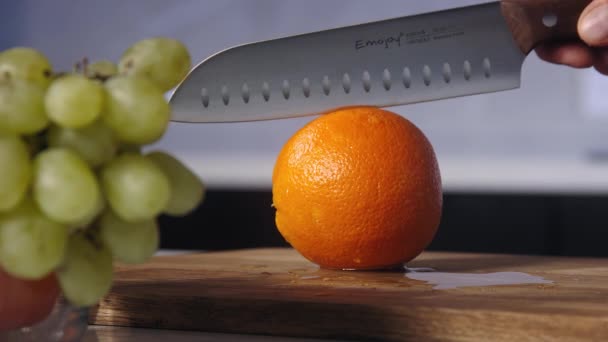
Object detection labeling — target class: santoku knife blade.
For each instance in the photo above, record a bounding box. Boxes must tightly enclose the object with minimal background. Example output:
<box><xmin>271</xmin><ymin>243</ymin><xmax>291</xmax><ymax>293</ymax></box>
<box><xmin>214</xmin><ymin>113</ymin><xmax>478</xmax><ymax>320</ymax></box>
<box><xmin>169</xmin><ymin>0</ymin><xmax>591</xmax><ymax>123</ymax></box>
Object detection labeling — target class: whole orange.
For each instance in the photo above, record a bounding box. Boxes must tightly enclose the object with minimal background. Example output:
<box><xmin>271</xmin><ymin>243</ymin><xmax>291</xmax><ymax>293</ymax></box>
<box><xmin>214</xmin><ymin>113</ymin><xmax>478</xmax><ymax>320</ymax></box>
<box><xmin>272</xmin><ymin>106</ymin><xmax>442</xmax><ymax>270</ymax></box>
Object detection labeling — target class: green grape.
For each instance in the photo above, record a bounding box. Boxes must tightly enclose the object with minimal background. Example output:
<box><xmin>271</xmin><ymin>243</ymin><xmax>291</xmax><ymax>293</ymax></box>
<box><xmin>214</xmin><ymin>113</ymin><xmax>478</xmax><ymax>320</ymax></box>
<box><xmin>103</xmin><ymin>76</ymin><xmax>170</xmax><ymax>144</ymax></box>
<box><xmin>33</xmin><ymin>148</ymin><xmax>102</xmax><ymax>225</ymax></box>
<box><xmin>56</xmin><ymin>232</ymin><xmax>113</xmax><ymax>307</ymax></box>
<box><xmin>99</xmin><ymin>210</ymin><xmax>159</xmax><ymax>264</ymax></box>
<box><xmin>44</xmin><ymin>74</ymin><xmax>104</xmax><ymax>128</ymax></box>
<box><xmin>100</xmin><ymin>153</ymin><xmax>170</xmax><ymax>222</ymax></box>
<box><xmin>0</xmin><ymin>198</ymin><xmax>68</xmax><ymax>279</ymax></box>
<box><xmin>47</xmin><ymin>120</ymin><xmax>117</xmax><ymax>167</ymax></box>
<box><xmin>68</xmin><ymin>191</ymin><xmax>104</xmax><ymax>233</ymax></box>
<box><xmin>0</xmin><ymin>133</ymin><xmax>31</xmax><ymax>211</ymax></box>
<box><xmin>0</xmin><ymin>47</ymin><xmax>53</xmax><ymax>88</ymax></box>
<box><xmin>147</xmin><ymin>151</ymin><xmax>205</xmax><ymax>216</ymax></box>
<box><xmin>118</xmin><ymin>37</ymin><xmax>191</xmax><ymax>91</ymax></box>
<box><xmin>87</xmin><ymin>60</ymin><xmax>118</xmax><ymax>79</ymax></box>
<box><xmin>0</xmin><ymin>79</ymin><xmax>49</xmax><ymax>134</ymax></box>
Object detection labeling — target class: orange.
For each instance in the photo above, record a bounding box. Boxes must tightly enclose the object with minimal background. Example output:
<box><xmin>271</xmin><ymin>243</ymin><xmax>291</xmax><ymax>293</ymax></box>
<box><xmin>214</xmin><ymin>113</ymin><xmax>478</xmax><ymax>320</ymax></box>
<box><xmin>272</xmin><ymin>106</ymin><xmax>442</xmax><ymax>270</ymax></box>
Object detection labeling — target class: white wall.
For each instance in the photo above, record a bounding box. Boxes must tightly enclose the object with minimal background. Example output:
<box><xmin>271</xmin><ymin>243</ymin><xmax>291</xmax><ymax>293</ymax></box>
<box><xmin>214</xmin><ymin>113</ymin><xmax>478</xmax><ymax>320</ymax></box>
<box><xmin>3</xmin><ymin>0</ymin><xmax>608</xmax><ymax>192</ymax></box>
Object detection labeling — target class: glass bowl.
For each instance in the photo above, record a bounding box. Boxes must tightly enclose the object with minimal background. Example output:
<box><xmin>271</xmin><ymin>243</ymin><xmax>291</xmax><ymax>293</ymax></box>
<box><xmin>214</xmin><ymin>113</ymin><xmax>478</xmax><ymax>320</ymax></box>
<box><xmin>0</xmin><ymin>297</ymin><xmax>89</xmax><ymax>342</ymax></box>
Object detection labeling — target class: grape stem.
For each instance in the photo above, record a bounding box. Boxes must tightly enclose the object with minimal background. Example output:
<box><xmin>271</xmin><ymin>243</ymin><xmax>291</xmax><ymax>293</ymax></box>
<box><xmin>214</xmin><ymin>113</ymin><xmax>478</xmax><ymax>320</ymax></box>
<box><xmin>73</xmin><ymin>58</ymin><xmax>88</xmax><ymax>75</ymax></box>
<box><xmin>67</xmin><ymin>57</ymin><xmax>111</xmax><ymax>82</ymax></box>
<box><xmin>84</xmin><ymin>222</ymin><xmax>105</xmax><ymax>251</ymax></box>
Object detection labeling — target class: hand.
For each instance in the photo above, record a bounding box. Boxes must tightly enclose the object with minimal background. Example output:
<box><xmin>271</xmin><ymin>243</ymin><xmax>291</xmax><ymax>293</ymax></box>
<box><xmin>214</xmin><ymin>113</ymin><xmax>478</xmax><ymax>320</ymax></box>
<box><xmin>536</xmin><ymin>0</ymin><xmax>608</xmax><ymax>75</ymax></box>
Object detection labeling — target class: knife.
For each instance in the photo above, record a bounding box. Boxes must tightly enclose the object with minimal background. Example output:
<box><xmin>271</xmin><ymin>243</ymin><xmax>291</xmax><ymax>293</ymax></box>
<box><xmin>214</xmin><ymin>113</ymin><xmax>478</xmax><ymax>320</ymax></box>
<box><xmin>169</xmin><ymin>0</ymin><xmax>591</xmax><ymax>123</ymax></box>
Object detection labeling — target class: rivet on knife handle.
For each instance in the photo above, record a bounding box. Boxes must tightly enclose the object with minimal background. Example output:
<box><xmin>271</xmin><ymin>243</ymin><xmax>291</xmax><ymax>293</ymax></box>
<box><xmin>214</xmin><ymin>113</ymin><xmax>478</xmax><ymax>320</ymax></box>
<box><xmin>501</xmin><ymin>0</ymin><xmax>593</xmax><ymax>54</ymax></box>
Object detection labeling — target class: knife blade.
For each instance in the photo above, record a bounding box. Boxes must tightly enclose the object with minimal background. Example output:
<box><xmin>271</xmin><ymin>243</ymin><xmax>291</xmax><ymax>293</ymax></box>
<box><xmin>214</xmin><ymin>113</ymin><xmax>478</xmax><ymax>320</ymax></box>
<box><xmin>169</xmin><ymin>0</ymin><xmax>590</xmax><ymax>123</ymax></box>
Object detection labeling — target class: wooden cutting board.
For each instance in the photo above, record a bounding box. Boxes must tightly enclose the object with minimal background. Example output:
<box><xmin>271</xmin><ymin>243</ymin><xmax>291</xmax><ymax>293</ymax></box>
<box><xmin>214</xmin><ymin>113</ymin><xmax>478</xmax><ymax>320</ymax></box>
<box><xmin>90</xmin><ymin>248</ymin><xmax>608</xmax><ymax>341</ymax></box>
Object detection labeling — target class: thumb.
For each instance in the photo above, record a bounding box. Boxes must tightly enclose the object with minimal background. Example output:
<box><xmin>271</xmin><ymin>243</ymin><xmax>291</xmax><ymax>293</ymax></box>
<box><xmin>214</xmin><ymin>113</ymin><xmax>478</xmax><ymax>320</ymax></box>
<box><xmin>579</xmin><ymin>0</ymin><xmax>608</xmax><ymax>46</ymax></box>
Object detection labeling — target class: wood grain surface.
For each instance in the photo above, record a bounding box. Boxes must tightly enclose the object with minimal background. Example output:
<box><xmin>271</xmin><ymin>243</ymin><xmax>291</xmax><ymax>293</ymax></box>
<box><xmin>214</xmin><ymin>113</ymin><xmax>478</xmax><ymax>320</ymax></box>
<box><xmin>90</xmin><ymin>248</ymin><xmax>608</xmax><ymax>341</ymax></box>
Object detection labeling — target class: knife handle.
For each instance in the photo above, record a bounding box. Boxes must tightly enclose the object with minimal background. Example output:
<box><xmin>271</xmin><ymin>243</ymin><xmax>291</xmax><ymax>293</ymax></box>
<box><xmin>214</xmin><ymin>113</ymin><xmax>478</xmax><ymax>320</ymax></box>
<box><xmin>501</xmin><ymin>0</ymin><xmax>593</xmax><ymax>54</ymax></box>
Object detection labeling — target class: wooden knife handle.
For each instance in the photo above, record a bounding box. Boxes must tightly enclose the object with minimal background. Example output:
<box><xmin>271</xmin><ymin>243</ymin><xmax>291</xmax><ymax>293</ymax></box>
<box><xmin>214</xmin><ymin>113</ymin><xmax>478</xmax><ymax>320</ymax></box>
<box><xmin>501</xmin><ymin>0</ymin><xmax>593</xmax><ymax>54</ymax></box>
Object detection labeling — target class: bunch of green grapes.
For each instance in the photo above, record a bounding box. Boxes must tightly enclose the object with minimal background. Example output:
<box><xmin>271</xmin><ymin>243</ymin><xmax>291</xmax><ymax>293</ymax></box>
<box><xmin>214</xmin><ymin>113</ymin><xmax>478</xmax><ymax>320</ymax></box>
<box><xmin>0</xmin><ymin>38</ymin><xmax>204</xmax><ymax>307</ymax></box>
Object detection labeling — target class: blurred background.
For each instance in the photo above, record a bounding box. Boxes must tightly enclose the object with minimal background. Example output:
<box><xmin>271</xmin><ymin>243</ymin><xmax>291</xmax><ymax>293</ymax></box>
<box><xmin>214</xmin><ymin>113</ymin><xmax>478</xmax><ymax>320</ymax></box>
<box><xmin>3</xmin><ymin>0</ymin><xmax>608</xmax><ymax>256</ymax></box>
